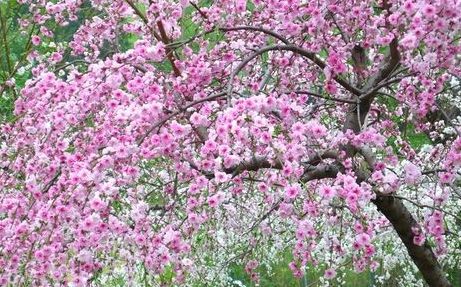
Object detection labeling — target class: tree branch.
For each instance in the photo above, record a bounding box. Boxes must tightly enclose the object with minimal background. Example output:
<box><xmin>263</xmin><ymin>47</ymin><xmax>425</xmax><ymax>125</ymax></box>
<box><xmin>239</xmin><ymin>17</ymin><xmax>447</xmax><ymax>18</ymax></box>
<box><xmin>218</xmin><ymin>26</ymin><xmax>290</xmax><ymax>44</ymax></box>
<box><xmin>124</xmin><ymin>0</ymin><xmax>162</xmax><ymax>40</ymax></box>
<box><xmin>294</xmin><ymin>90</ymin><xmax>356</xmax><ymax>104</ymax></box>
<box><xmin>372</xmin><ymin>196</ymin><xmax>451</xmax><ymax>287</ymax></box>
<box><xmin>156</xmin><ymin>20</ymin><xmax>181</xmax><ymax>77</ymax></box>
<box><xmin>137</xmin><ymin>92</ymin><xmax>227</xmax><ymax>144</ymax></box>
<box><xmin>225</xmin><ymin>156</ymin><xmax>282</xmax><ymax>177</ymax></box>
<box><xmin>357</xmin><ymin>146</ymin><xmax>452</xmax><ymax>287</ymax></box>
<box><xmin>226</xmin><ymin>44</ymin><xmax>362</xmax><ymax>103</ymax></box>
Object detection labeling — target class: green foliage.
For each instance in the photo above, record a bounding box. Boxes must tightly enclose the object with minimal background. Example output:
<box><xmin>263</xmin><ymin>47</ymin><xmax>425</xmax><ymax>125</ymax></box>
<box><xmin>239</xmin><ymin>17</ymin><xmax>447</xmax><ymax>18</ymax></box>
<box><xmin>119</xmin><ymin>33</ymin><xmax>138</xmax><ymax>52</ymax></box>
<box><xmin>0</xmin><ymin>2</ymin><xmax>32</xmax><ymax>122</ymax></box>
<box><xmin>0</xmin><ymin>91</ymin><xmax>15</xmax><ymax>122</ymax></box>
<box><xmin>102</xmin><ymin>277</ymin><xmax>126</xmax><ymax>287</ymax></box>
<box><xmin>0</xmin><ymin>1</ymin><xmax>93</xmax><ymax>122</ymax></box>
<box><xmin>407</xmin><ymin>130</ymin><xmax>431</xmax><ymax>149</ymax></box>
<box><xmin>246</xmin><ymin>0</ymin><xmax>256</xmax><ymax>12</ymax></box>
<box><xmin>159</xmin><ymin>265</ymin><xmax>175</xmax><ymax>285</ymax></box>
<box><xmin>378</xmin><ymin>92</ymin><xmax>431</xmax><ymax>151</ymax></box>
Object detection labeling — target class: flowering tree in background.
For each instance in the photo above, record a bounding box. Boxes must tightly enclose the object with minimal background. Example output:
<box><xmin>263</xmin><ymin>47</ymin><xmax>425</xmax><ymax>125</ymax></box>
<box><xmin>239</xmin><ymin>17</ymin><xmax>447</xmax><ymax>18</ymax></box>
<box><xmin>1</xmin><ymin>0</ymin><xmax>461</xmax><ymax>286</ymax></box>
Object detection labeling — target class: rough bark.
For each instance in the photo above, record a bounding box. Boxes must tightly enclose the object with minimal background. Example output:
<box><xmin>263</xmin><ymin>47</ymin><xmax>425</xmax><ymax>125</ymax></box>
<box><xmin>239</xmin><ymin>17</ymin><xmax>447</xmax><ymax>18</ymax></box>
<box><xmin>195</xmin><ymin>33</ymin><xmax>452</xmax><ymax>286</ymax></box>
<box><xmin>341</xmin><ymin>37</ymin><xmax>452</xmax><ymax>286</ymax></box>
<box><xmin>373</xmin><ymin>196</ymin><xmax>452</xmax><ymax>287</ymax></box>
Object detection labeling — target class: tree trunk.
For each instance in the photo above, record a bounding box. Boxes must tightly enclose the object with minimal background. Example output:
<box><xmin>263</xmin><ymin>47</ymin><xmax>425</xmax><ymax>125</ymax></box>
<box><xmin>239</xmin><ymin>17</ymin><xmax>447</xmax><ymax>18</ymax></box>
<box><xmin>338</xmin><ymin>38</ymin><xmax>452</xmax><ymax>286</ymax></box>
<box><xmin>373</xmin><ymin>195</ymin><xmax>452</xmax><ymax>287</ymax></box>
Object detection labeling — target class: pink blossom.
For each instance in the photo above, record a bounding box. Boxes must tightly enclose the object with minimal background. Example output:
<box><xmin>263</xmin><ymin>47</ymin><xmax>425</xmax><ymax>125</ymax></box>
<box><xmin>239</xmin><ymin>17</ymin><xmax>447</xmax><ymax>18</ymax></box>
<box><xmin>327</xmin><ymin>52</ymin><xmax>347</xmax><ymax>74</ymax></box>
<box><xmin>324</xmin><ymin>268</ymin><xmax>337</xmax><ymax>279</ymax></box>
<box><xmin>279</xmin><ymin>202</ymin><xmax>293</xmax><ymax>218</ymax></box>
<box><xmin>31</xmin><ymin>35</ymin><xmax>41</xmax><ymax>46</ymax></box>
<box><xmin>1</xmin><ymin>0</ymin><xmax>461</xmax><ymax>284</ymax></box>
<box><xmin>50</xmin><ymin>52</ymin><xmax>63</xmax><ymax>63</ymax></box>
<box><xmin>214</xmin><ymin>171</ymin><xmax>231</xmax><ymax>183</ymax></box>
<box><xmin>413</xmin><ymin>234</ymin><xmax>426</xmax><ymax>246</ymax></box>
<box><xmin>439</xmin><ymin>172</ymin><xmax>454</xmax><ymax>184</ymax></box>
<box><xmin>319</xmin><ymin>185</ymin><xmax>336</xmax><ymax>200</ymax></box>
<box><xmin>355</xmin><ymin>233</ymin><xmax>371</xmax><ymax>247</ymax></box>
<box><xmin>422</xmin><ymin>4</ymin><xmax>437</xmax><ymax>18</ymax></box>
<box><xmin>404</xmin><ymin>162</ymin><xmax>422</xmax><ymax>185</ymax></box>
<box><xmin>382</xmin><ymin>172</ymin><xmax>399</xmax><ymax>193</ymax></box>
<box><xmin>284</xmin><ymin>184</ymin><xmax>301</xmax><ymax>200</ymax></box>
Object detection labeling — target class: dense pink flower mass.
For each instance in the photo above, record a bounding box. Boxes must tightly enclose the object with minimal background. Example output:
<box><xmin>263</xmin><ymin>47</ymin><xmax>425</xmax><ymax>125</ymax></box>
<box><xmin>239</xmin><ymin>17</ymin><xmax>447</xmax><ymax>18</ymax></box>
<box><xmin>1</xmin><ymin>0</ymin><xmax>461</xmax><ymax>286</ymax></box>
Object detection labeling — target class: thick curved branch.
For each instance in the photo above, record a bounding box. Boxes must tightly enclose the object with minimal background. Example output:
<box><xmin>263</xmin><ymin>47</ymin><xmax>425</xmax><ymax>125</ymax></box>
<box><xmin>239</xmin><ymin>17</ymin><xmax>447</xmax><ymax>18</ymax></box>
<box><xmin>226</xmin><ymin>44</ymin><xmax>362</xmax><ymax>101</ymax></box>
<box><xmin>225</xmin><ymin>151</ymin><xmax>339</xmax><ymax>178</ymax></box>
<box><xmin>224</xmin><ymin>156</ymin><xmax>282</xmax><ymax>177</ymax></box>
<box><xmin>339</xmin><ymin>34</ymin><xmax>451</xmax><ymax>285</ymax></box>
<box><xmin>190</xmin><ymin>151</ymin><xmax>339</xmax><ymax>181</ymax></box>
<box><xmin>372</xmin><ymin>196</ymin><xmax>451</xmax><ymax>287</ymax></box>
<box><xmin>218</xmin><ymin>26</ymin><xmax>290</xmax><ymax>44</ymax></box>
<box><xmin>343</xmin><ymin>38</ymin><xmax>401</xmax><ymax>133</ymax></box>
<box><xmin>168</xmin><ymin>25</ymin><xmax>290</xmax><ymax>49</ymax></box>
<box><xmin>357</xmin><ymin>147</ymin><xmax>451</xmax><ymax>287</ymax></box>
<box><xmin>361</xmin><ymin>38</ymin><xmax>401</xmax><ymax>97</ymax></box>
<box><xmin>301</xmin><ymin>163</ymin><xmax>341</xmax><ymax>182</ymax></box>
<box><xmin>303</xmin><ymin>150</ymin><xmax>339</xmax><ymax>165</ymax></box>
<box><xmin>295</xmin><ymin>90</ymin><xmax>356</xmax><ymax>104</ymax></box>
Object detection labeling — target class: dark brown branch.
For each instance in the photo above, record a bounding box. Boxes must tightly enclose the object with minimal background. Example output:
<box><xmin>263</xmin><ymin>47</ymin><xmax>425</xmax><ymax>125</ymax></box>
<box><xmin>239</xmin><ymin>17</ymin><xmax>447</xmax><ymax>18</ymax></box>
<box><xmin>218</xmin><ymin>26</ymin><xmax>290</xmax><ymax>44</ymax></box>
<box><xmin>372</xmin><ymin>196</ymin><xmax>452</xmax><ymax>287</ymax></box>
<box><xmin>436</xmin><ymin>101</ymin><xmax>461</xmax><ymax>137</ymax></box>
<box><xmin>294</xmin><ymin>91</ymin><xmax>356</xmax><ymax>104</ymax></box>
<box><xmin>360</xmin><ymin>72</ymin><xmax>416</xmax><ymax>101</ymax></box>
<box><xmin>304</xmin><ymin>150</ymin><xmax>339</xmax><ymax>165</ymax></box>
<box><xmin>357</xmin><ymin>147</ymin><xmax>452</xmax><ymax>287</ymax></box>
<box><xmin>301</xmin><ymin>163</ymin><xmax>341</xmax><ymax>182</ymax></box>
<box><xmin>168</xmin><ymin>25</ymin><xmax>291</xmax><ymax>49</ymax></box>
<box><xmin>156</xmin><ymin>20</ymin><xmax>181</xmax><ymax>77</ymax></box>
<box><xmin>343</xmin><ymin>38</ymin><xmax>401</xmax><ymax>134</ymax></box>
<box><xmin>362</xmin><ymin>38</ymin><xmax>401</xmax><ymax>95</ymax></box>
<box><xmin>224</xmin><ymin>156</ymin><xmax>282</xmax><ymax>177</ymax></box>
<box><xmin>391</xmin><ymin>195</ymin><xmax>461</xmax><ymax>222</ymax></box>
<box><xmin>124</xmin><ymin>0</ymin><xmax>162</xmax><ymax>40</ymax></box>
<box><xmin>339</xmin><ymin>33</ymin><xmax>452</xmax><ymax>285</ymax></box>
<box><xmin>226</xmin><ymin>44</ymin><xmax>362</xmax><ymax>101</ymax></box>
<box><xmin>189</xmin><ymin>1</ymin><xmax>208</xmax><ymax>19</ymax></box>
<box><xmin>189</xmin><ymin>151</ymin><xmax>340</xmax><ymax>183</ymax></box>
<box><xmin>124</xmin><ymin>0</ymin><xmax>181</xmax><ymax>76</ymax></box>
<box><xmin>42</xmin><ymin>169</ymin><xmax>62</xmax><ymax>193</ymax></box>
<box><xmin>223</xmin><ymin>151</ymin><xmax>340</xmax><ymax>179</ymax></box>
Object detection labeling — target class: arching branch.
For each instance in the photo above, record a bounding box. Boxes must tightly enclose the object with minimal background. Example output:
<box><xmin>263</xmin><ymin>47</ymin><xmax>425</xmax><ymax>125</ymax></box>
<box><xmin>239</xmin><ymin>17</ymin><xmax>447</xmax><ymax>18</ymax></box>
<box><xmin>294</xmin><ymin>90</ymin><xmax>356</xmax><ymax>104</ymax></box>
<box><xmin>226</xmin><ymin>44</ymin><xmax>362</xmax><ymax>102</ymax></box>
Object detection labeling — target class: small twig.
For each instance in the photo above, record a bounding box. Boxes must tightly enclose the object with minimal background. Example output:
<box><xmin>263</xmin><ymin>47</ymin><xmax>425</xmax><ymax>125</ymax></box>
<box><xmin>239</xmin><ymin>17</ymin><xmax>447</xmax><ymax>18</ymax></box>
<box><xmin>156</xmin><ymin>20</ymin><xmax>181</xmax><ymax>77</ymax></box>
<box><xmin>137</xmin><ymin>92</ymin><xmax>227</xmax><ymax>144</ymax></box>
<box><xmin>360</xmin><ymin>73</ymin><xmax>416</xmax><ymax>101</ymax></box>
<box><xmin>390</xmin><ymin>194</ymin><xmax>461</xmax><ymax>222</ymax></box>
<box><xmin>436</xmin><ymin>100</ymin><xmax>461</xmax><ymax>137</ymax></box>
<box><xmin>123</xmin><ymin>0</ymin><xmax>162</xmax><ymax>40</ymax></box>
<box><xmin>294</xmin><ymin>91</ymin><xmax>356</xmax><ymax>104</ymax></box>
<box><xmin>189</xmin><ymin>1</ymin><xmax>208</xmax><ymax>19</ymax></box>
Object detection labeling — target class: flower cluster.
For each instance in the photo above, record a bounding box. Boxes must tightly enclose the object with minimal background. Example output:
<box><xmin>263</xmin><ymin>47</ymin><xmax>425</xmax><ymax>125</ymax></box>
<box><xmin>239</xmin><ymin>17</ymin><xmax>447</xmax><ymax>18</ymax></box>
<box><xmin>1</xmin><ymin>0</ymin><xmax>461</xmax><ymax>286</ymax></box>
